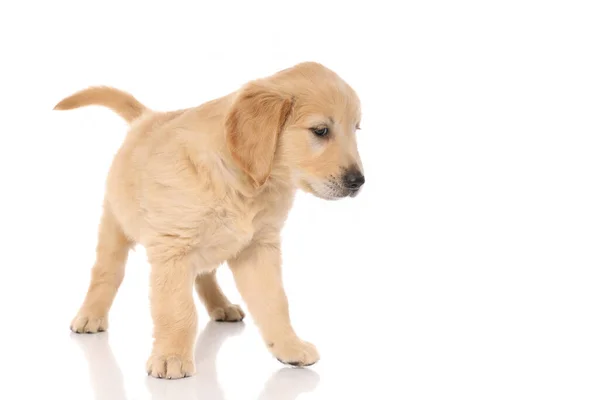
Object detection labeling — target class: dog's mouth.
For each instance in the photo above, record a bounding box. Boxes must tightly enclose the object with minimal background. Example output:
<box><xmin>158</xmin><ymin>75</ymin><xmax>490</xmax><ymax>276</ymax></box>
<box><xmin>294</xmin><ymin>172</ymin><xmax>363</xmax><ymax>200</ymax></box>
<box><xmin>307</xmin><ymin>180</ymin><xmax>361</xmax><ymax>200</ymax></box>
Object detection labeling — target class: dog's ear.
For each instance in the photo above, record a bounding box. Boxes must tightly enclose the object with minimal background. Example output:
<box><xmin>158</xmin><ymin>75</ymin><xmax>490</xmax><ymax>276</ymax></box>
<box><xmin>225</xmin><ymin>81</ymin><xmax>293</xmax><ymax>189</ymax></box>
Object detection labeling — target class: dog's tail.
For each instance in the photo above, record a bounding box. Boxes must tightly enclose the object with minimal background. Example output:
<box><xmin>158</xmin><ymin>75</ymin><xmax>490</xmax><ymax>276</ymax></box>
<box><xmin>53</xmin><ymin>86</ymin><xmax>148</xmax><ymax>123</ymax></box>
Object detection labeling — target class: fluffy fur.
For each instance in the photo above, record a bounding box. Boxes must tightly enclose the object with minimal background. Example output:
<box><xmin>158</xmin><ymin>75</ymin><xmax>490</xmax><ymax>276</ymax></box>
<box><xmin>54</xmin><ymin>62</ymin><xmax>364</xmax><ymax>379</ymax></box>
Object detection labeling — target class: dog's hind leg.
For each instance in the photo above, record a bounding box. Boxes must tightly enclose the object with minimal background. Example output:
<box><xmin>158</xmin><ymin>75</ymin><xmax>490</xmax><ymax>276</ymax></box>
<box><xmin>70</xmin><ymin>202</ymin><xmax>132</xmax><ymax>333</ymax></box>
<box><xmin>195</xmin><ymin>270</ymin><xmax>245</xmax><ymax>322</ymax></box>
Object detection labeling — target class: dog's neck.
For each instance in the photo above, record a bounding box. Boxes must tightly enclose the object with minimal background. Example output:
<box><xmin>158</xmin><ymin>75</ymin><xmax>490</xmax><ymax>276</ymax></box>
<box><xmin>207</xmin><ymin>129</ymin><xmax>296</xmax><ymax>201</ymax></box>
<box><xmin>230</xmin><ymin>154</ymin><xmax>296</xmax><ymax>201</ymax></box>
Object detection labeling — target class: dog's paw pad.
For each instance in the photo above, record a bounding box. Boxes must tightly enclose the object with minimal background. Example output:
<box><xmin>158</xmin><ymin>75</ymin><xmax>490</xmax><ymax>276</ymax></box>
<box><xmin>70</xmin><ymin>314</ymin><xmax>107</xmax><ymax>334</ymax></box>
<box><xmin>146</xmin><ymin>354</ymin><xmax>195</xmax><ymax>379</ymax></box>
<box><xmin>210</xmin><ymin>304</ymin><xmax>245</xmax><ymax>322</ymax></box>
<box><xmin>271</xmin><ymin>339</ymin><xmax>320</xmax><ymax>367</ymax></box>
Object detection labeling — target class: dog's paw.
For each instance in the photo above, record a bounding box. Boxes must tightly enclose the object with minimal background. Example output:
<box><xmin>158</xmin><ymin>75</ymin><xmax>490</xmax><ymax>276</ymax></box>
<box><xmin>210</xmin><ymin>304</ymin><xmax>245</xmax><ymax>322</ymax></box>
<box><xmin>270</xmin><ymin>338</ymin><xmax>320</xmax><ymax>367</ymax></box>
<box><xmin>146</xmin><ymin>354</ymin><xmax>195</xmax><ymax>379</ymax></box>
<box><xmin>70</xmin><ymin>313</ymin><xmax>107</xmax><ymax>333</ymax></box>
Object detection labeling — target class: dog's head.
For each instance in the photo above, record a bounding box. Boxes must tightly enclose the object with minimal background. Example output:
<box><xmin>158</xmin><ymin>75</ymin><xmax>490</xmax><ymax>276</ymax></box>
<box><xmin>225</xmin><ymin>62</ymin><xmax>364</xmax><ymax>199</ymax></box>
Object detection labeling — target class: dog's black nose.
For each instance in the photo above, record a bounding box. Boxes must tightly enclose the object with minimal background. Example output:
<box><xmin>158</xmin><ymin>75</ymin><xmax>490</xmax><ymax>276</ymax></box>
<box><xmin>343</xmin><ymin>169</ymin><xmax>365</xmax><ymax>190</ymax></box>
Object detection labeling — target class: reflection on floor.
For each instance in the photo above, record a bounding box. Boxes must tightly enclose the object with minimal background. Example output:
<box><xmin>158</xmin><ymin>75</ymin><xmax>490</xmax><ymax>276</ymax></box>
<box><xmin>71</xmin><ymin>321</ymin><xmax>320</xmax><ymax>400</ymax></box>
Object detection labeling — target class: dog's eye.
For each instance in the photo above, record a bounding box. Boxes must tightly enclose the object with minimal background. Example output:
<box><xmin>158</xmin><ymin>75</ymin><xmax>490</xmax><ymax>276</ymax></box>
<box><xmin>311</xmin><ymin>127</ymin><xmax>329</xmax><ymax>137</ymax></box>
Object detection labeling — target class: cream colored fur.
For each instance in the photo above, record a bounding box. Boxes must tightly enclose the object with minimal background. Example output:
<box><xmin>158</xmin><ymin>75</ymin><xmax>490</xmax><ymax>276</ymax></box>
<box><xmin>54</xmin><ymin>62</ymin><xmax>364</xmax><ymax>379</ymax></box>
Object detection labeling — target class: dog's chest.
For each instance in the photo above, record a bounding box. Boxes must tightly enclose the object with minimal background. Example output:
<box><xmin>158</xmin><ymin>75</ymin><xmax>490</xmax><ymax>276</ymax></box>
<box><xmin>189</xmin><ymin>186</ymin><xmax>294</xmax><ymax>269</ymax></box>
<box><xmin>189</xmin><ymin>204</ymin><xmax>255</xmax><ymax>267</ymax></box>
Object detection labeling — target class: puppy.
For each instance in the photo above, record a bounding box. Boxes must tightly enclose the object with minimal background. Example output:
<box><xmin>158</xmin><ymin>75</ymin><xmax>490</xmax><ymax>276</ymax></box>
<box><xmin>54</xmin><ymin>62</ymin><xmax>365</xmax><ymax>379</ymax></box>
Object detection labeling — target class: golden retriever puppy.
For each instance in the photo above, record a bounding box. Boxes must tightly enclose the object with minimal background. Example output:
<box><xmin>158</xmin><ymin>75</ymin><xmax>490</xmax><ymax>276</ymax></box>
<box><xmin>54</xmin><ymin>62</ymin><xmax>365</xmax><ymax>379</ymax></box>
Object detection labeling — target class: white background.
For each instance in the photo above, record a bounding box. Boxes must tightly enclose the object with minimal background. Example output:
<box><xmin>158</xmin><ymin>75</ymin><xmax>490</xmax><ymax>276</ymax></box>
<box><xmin>1</xmin><ymin>1</ymin><xmax>599</xmax><ymax>399</ymax></box>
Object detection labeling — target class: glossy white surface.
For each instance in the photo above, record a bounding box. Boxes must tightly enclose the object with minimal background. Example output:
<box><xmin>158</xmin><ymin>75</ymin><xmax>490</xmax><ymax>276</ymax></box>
<box><xmin>2</xmin><ymin>0</ymin><xmax>600</xmax><ymax>399</ymax></box>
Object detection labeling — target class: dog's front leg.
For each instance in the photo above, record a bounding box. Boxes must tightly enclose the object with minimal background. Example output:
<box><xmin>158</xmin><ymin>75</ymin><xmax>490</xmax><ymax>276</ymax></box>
<box><xmin>146</xmin><ymin>247</ymin><xmax>197</xmax><ymax>379</ymax></box>
<box><xmin>229</xmin><ymin>238</ymin><xmax>319</xmax><ymax>367</ymax></box>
